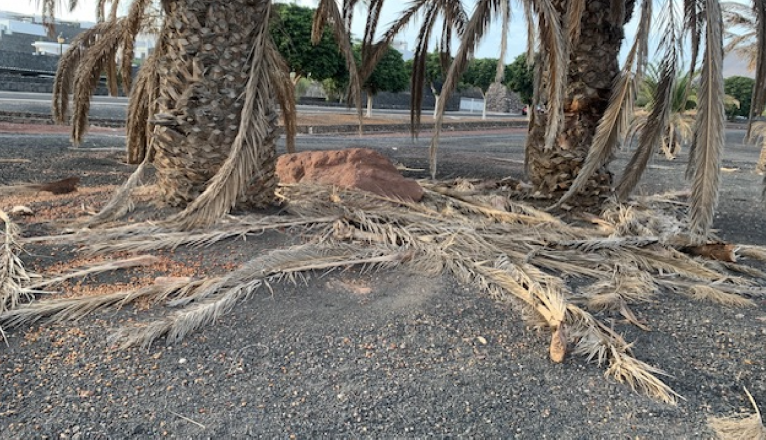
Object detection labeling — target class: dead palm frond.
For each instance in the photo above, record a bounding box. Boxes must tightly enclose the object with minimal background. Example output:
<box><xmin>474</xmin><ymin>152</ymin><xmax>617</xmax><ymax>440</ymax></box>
<box><xmin>0</xmin><ymin>210</ymin><xmax>35</xmax><ymax>314</ymax></box>
<box><xmin>81</xmin><ymin>216</ymin><xmax>339</xmax><ymax>255</ymax></box>
<box><xmin>27</xmin><ymin>255</ymin><xmax>159</xmax><ymax>291</ymax></box>
<box><xmin>685</xmin><ymin>284</ymin><xmax>756</xmax><ymax>306</ymax></box>
<box><xmin>708</xmin><ymin>387</ymin><xmax>766</xmax><ymax>440</ymax></box>
<box><xmin>314</xmin><ymin>0</ymin><xmax>364</xmax><ymax>126</ymax></box>
<box><xmin>52</xmin><ymin>21</ymin><xmax>115</xmax><ymax>125</ymax></box>
<box><xmin>568</xmin><ymin>306</ymin><xmax>680</xmax><ymax>404</ymax></box>
<box><xmin>616</xmin><ymin>59</ymin><xmax>678</xmax><ymax>200</ymax></box>
<box><xmin>266</xmin><ymin>37</ymin><xmax>297</xmax><ymax>154</ymax></box>
<box><xmin>71</xmin><ymin>19</ymin><xmax>125</xmax><ymax>144</ymax></box>
<box><xmin>108</xmin><ymin>244</ymin><xmax>411</xmax><ymax>348</ymax></box>
<box><xmin>429</xmin><ymin>0</ymin><xmax>501</xmax><ymax>178</ymax></box>
<box><xmin>0</xmin><ymin>280</ymin><xmax>210</xmax><ymax>330</ymax></box>
<box><xmin>687</xmin><ymin>0</ymin><xmax>725</xmax><ymax>240</ymax></box>
<box><xmin>567</xmin><ymin>0</ymin><xmax>586</xmax><ymax>44</ymax></box>
<box><xmin>125</xmin><ymin>4</ymin><xmax>164</xmax><ymax>165</ymax></box>
<box><xmin>119</xmin><ymin>0</ymin><xmax>154</xmax><ymax>93</ymax></box>
<box><xmin>82</xmin><ymin>156</ymin><xmax>151</xmax><ymax>227</ymax></box>
<box><xmin>124</xmin><ymin>56</ymin><xmax>155</xmax><ymax>165</ymax></box>
<box><xmin>530</xmin><ymin>0</ymin><xmax>567</xmax><ymax>152</ymax></box>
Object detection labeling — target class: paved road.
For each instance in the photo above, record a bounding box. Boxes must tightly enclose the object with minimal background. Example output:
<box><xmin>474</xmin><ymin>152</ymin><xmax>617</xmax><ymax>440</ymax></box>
<box><xmin>0</xmin><ymin>91</ymin><xmax>525</xmax><ymax>121</ymax></box>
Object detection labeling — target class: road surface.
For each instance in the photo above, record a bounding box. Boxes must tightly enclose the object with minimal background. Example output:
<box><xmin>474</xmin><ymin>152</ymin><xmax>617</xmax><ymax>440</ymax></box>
<box><xmin>0</xmin><ymin>91</ymin><xmax>525</xmax><ymax>122</ymax></box>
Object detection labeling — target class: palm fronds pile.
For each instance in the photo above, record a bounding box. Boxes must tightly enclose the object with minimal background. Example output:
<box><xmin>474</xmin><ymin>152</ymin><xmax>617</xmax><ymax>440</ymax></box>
<box><xmin>4</xmin><ymin>182</ymin><xmax>766</xmax><ymax>405</ymax></box>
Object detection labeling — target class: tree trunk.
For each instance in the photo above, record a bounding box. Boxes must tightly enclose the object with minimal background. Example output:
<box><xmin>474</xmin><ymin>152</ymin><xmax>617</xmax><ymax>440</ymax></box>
<box><xmin>150</xmin><ymin>0</ymin><xmax>277</xmax><ymax>207</ymax></box>
<box><xmin>482</xmin><ymin>92</ymin><xmax>487</xmax><ymax>120</ymax></box>
<box><xmin>526</xmin><ymin>0</ymin><xmax>633</xmax><ymax>204</ymax></box>
<box><xmin>366</xmin><ymin>93</ymin><xmax>373</xmax><ymax>118</ymax></box>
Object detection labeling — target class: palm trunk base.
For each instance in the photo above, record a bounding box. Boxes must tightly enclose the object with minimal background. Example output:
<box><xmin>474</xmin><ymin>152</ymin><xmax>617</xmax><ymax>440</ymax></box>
<box><xmin>526</xmin><ymin>112</ymin><xmax>614</xmax><ymax>206</ymax></box>
<box><xmin>150</xmin><ymin>0</ymin><xmax>274</xmax><ymax>208</ymax></box>
<box><xmin>527</xmin><ymin>148</ymin><xmax>613</xmax><ymax>206</ymax></box>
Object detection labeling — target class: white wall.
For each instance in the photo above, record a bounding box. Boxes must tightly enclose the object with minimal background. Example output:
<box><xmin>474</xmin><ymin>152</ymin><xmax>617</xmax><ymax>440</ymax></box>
<box><xmin>459</xmin><ymin>97</ymin><xmax>485</xmax><ymax>112</ymax></box>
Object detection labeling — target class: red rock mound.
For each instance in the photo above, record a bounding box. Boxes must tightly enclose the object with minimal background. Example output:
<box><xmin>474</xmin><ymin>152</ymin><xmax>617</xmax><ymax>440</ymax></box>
<box><xmin>276</xmin><ymin>148</ymin><xmax>423</xmax><ymax>202</ymax></box>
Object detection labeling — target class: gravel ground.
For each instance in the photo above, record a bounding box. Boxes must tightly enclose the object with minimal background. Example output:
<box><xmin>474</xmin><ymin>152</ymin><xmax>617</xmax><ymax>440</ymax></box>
<box><xmin>0</xmin><ymin>125</ymin><xmax>765</xmax><ymax>439</ymax></box>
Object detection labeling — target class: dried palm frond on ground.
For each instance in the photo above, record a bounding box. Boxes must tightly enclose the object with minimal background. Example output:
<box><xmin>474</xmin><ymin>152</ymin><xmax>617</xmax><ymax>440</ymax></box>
<box><xmin>1</xmin><ymin>210</ymin><xmax>35</xmax><ymax>345</ymax></box>
<box><xmin>2</xmin><ymin>182</ymin><xmax>766</xmax><ymax>404</ymax></box>
<box><xmin>709</xmin><ymin>388</ymin><xmax>766</xmax><ymax>440</ymax></box>
<box><xmin>0</xmin><ymin>211</ymin><xmax>36</xmax><ymax>313</ymax></box>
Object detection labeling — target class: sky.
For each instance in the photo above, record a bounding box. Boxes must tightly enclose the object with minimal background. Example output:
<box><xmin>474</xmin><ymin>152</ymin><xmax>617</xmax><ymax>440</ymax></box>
<box><xmin>2</xmin><ymin>0</ymin><xmax>754</xmax><ymax>73</ymax></box>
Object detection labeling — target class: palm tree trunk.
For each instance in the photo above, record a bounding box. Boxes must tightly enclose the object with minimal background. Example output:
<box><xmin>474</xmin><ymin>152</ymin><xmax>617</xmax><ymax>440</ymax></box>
<box><xmin>150</xmin><ymin>0</ymin><xmax>277</xmax><ymax>207</ymax></box>
<box><xmin>526</xmin><ymin>0</ymin><xmax>633</xmax><ymax>204</ymax></box>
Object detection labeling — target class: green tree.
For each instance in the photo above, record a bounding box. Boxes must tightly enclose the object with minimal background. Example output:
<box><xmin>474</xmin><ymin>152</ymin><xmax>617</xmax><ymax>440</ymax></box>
<box><xmin>359</xmin><ymin>45</ymin><xmax>408</xmax><ymax>117</ymax></box>
<box><xmin>504</xmin><ymin>54</ymin><xmax>534</xmax><ymax>104</ymax></box>
<box><xmin>724</xmin><ymin>76</ymin><xmax>754</xmax><ymax>118</ymax></box>
<box><xmin>462</xmin><ymin>57</ymin><xmax>498</xmax><ymax>119</ymax></box>
<box><xmin>463</xmin><ymin>58</ymin><xmax>497</xmax><ymax>92</ymax></box>
<box><xmin>270</xmin><ymin>3</ymin><xmax>345</xmax><ymax>84</ymax></box>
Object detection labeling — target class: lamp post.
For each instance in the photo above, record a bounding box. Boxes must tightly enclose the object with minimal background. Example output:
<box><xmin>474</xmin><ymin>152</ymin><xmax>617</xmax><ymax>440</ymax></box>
<box><xmin>57</xmin><ymin>34</ymin><xmax>65</xmax><ymax>56</ymax></box>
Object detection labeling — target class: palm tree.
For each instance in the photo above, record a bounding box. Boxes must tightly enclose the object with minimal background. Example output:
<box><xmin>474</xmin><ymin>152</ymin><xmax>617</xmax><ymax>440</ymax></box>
<box><xmin>49</xmin><ymin>0</ymin><xmax>301</xmax><ymax>228</ymax></box>
<box><xmin>362</xmin><ymin>0</ymin><xmax>731</xmax><ymax>239</ymax></box>
<box><xmin>721</xmin><ymin>1</ymin><xmax>766</xmax><ymax>124</ymax></box>
<box><xmin>722</xmin><ymin>1</ymin><xmax>759</xmax><ymax>70</ymax></box>
<box><xmin>631</xmin><ymin>65</ymin><xmax>697</xmax><ymax>160</ymax></box>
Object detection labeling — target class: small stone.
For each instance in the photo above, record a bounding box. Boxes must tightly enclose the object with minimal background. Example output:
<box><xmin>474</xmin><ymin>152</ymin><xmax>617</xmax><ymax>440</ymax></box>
<box><xmin>735</xmin><ymin>314</ymin><xmax>745</xmax><ymax>319</ymax></box>
<box><xmin>179</xmin><ymin>358</ymin><xmax>187</xmax><ymax>364</ymax></box>
<box><xmin>10</xmin><ymin>205</ymin><xmax>34</xmax><ymax>216</ymax></box>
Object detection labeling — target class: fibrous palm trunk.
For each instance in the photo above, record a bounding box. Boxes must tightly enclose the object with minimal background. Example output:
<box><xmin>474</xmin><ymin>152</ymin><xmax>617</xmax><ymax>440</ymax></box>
<box><xmin>526</xmin><ymin>0</ymin><xmax>632</xmax><ymax>204</ymax></box>
<box><xmin>151</xmin><ymin>0</ymin><xmax>277</xmax><ymax>207</ymax></box>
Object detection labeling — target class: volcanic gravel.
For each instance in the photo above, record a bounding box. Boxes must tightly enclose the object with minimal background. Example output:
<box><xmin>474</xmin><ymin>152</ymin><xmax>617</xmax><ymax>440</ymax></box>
<box><xmin>0</xmin><ymin>126</ymin><xmax>764</xmax><ymax>439</ymax></box>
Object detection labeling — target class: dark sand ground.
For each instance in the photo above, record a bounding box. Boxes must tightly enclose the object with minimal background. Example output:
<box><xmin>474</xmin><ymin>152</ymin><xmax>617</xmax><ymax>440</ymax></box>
<box><xmin>0</xmin><ymin>124</ymin><xmax>764</xmax><ymax>439</ymax></box>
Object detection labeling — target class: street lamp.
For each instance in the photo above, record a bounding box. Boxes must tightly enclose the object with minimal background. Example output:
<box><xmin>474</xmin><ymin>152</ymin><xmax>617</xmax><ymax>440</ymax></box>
<box><xmin>57</xmin><ymin>34</ymin><xmax>65</xmax><ymax>55</ymax></box>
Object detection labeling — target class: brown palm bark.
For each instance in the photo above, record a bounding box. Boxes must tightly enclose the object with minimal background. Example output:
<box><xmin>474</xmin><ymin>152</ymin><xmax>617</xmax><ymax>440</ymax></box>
<box><xmin>150</xmin><ymin>0</ymin><xmax>277</xmax><ymax>207</ymax></box>
<box><xmin>526</xmin><ymin>0</ymin><xmax>634</xmax><ymax>204</ymax></box>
